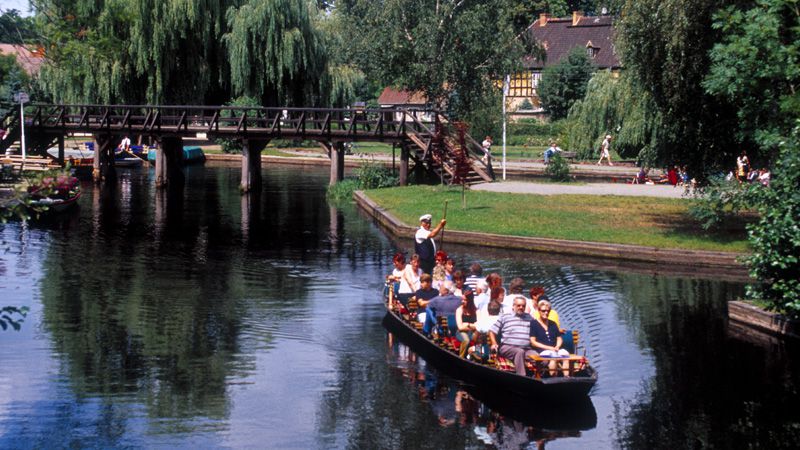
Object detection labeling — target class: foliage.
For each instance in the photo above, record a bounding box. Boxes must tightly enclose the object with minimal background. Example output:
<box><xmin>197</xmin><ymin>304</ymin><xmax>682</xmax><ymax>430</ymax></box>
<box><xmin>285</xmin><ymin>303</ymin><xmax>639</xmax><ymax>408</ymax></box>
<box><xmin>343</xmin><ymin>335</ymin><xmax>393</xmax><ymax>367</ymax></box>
<box><xmin>326</xmin><ymin>160</ymin><xmax>398</xmax><ymax>200</ymax></box>
<box><xmin>0</xmin><ymin>9</ymin><xmax>38</xmax><ymax>43</ymax></box>
<box><xmin>544</xmin><ymin>152</ymin><xmax>571</xmax><ymax>181</ymax></box>
<box><xmin>35</xmin><ymin>0</ymin><xmax>357</xmax><ymax>106</ymax></box>
<box><xmin>508</xmin><ymin>119</ymin><xmax>566</xmax><ymax>147</ymax></box>
<box><xmin>688</xmin><ymin>175</ymin><xmax>759</xmax><ymax>230</ymax></box>
<box><xmin>336</xmin><ymin>0</ymin><xmax>537</xmax><ymax>119</ymax></box>
<box><xmin>566</xmin><ymin>71</ymin><xmax>663</xmax><ymax>161</ymax></box>
<box><xmin>618</xmin><ymin>0</ymin><xmax>740</xmax><ymax>180</ymax></box>
<box><xmin>326</xmin><ymin>178</ymin><xmax>359</xmax><ymax>201</ymax></box>
<box><xmin>0</xmin><ymin>306</ymin><xmax>29</xmax><ymax>331</ymax></box>
<box><xmin>703</xmin><ymin>0</ymin><xmax>800</xmax><ymax>152</ymax></box>
<box><xmin>224</xmin><ymin>0</ymin><xmax>326</xmax><ymax>105</ymax></box>
<box><xmin>365</xmin><ymin>186</ymin><xmax>749</xmax><ymax>252</ymax></box>
<box><xmin>745</xmin><ymin>128</ymin><xmax>800</xmax><ymax>317</ymax></box>
<box><xmin>215</xmin><ymin>96</ymin><xmax>261</xmax><ymax>154</ymax></box>
<box><xmin>0</xmin><ymin>53</ymin><xmax>31</xmax><ymax>109</ymax></box>
<box><xmin>538</xmin><ymin>47</ymin><xmax>594</xmax><ymax>120</ymax></box>
<box><xmin>518</xmin><ymin>98</ymin><xmax>534</xmax><ymax>111</ymax></box>
<box><xmin>353</xmin><ymin>160</ymin><xmax>398</xmax><ymax>189</ymax></box>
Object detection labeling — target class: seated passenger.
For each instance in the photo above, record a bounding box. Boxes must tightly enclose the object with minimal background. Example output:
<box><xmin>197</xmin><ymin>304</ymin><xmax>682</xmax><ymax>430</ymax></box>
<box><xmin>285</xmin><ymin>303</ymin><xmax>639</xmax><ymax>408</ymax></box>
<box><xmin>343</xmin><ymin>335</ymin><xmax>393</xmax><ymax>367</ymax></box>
<box><xmin>485</xmin><ymin>272</ymin><xmax>503</xmax><ymax>299</ymax></box>
<box><xmin>470</xmin><ymin>301</ymin><xmax>503</xmax><ymax>362</ymax></box>
<box><xmin>529</xmin><ymin>299</ymin><xmax>570</xmax><ymax>377</ymax></box>
<box><xmin>502</xmin><ymin>278</ymin><xmax>527</xmax><ymax>312</ymax></box>
<box><xmin>532</xmin><ymin>295</ymin><xmax>561</xmax><ymax>329</ymax></box>
<box><xmin>419</xmin><ymin>284</ymin><xmax>462</xmax><ymax>335</ymax></box>
<box><xmin>464</xmin><ymin>263</ymin><xmax>483</xmax><ymax>292</ymax></box>
<box><xmin>489</xmin><ymin>286</ymin><xmax>507</xmax><ymax>315</ymax></box>
<box><xmin>432</xmin><ymin>251</ymin><xmax>448</xmax><ymax>290</ymax></box>
<box><xmin>397</xmin><ymin>254</ymin><xmax>422</xmax><ymax>306</ymax></box>
<box><xmin>387</xmin><ymin>252</ymin><xmax>406</xmax><ymax>298</ymax></box>
<box><xmin>452</xmin><ymin>270</ymin><xmax>466</xmax><ymax>297</ymax></box>
<box><xmin>489</xmin><ymin>296</ymin><xmax>536</xmax><ymax>376</ymax></box>
<box><xmin>475</xmin><ymin>299</ymin><xmax>502</xmax><ymax>333</ymax></box>
<box><xmin>526</xmin><ymin>286</ymin><xmax>545</xmax><ymax>314</ymax></box>
<box><xmin>474</xmin><ymin>279</ymin><xmax>491</xmax><ymax>312</ymax></box>
<box><xmin>411</xmin><ymin>273</ymin><xmax>438</xmax><ymax>316</ymax></box>
<box><xmin>455</xmin><ymin>290</ymin><xmax>478</xmax><ymax>357</ymax></box>
<box><xmin>444</xmin><ymin>258</ymin><xmax>456</xmax><ymax>282</ymax></box>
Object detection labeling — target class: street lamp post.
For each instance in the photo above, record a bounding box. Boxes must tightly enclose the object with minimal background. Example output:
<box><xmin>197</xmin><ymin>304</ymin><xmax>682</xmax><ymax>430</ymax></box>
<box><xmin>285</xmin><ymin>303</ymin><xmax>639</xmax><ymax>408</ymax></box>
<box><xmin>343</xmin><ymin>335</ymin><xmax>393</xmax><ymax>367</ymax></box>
<box><xmin>14</xmin><ymin>92</ymin><xmax>29</xmax><ymax>164</ymax></box>
<box><xmin>502</xmin><ymin>75</ymin><xmax>509</xmax><ymax>180</ymax></box>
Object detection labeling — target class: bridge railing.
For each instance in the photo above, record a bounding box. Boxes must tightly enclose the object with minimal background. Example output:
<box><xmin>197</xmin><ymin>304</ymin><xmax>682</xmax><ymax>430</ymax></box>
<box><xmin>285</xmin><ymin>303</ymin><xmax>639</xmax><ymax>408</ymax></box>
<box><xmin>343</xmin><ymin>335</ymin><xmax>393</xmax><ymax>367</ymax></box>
<box><xmin>1</xmin><ymin>103</ymin><xmax>440</xmax><ymax>141</ymax></box>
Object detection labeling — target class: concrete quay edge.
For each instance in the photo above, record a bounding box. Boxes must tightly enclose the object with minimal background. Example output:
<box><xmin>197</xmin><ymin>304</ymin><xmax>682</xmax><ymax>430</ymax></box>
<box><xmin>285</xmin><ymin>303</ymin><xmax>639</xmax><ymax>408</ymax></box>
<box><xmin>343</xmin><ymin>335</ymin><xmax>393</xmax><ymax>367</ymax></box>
<box><xmin>353</xmin><ymin>190</ymin><xmax>748</xmax><ymax>275</ymax></box>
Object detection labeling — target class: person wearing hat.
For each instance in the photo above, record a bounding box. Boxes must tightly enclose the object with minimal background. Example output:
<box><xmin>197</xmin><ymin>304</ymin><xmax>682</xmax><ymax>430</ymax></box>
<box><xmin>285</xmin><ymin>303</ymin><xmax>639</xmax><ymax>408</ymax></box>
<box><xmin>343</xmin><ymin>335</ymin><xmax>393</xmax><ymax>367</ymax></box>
<box><xmin>415</xmin><ymin>214</ymin><xmax>446</xmax><ymax>275</ymax></box>
<box><xmin>597</xmin><ymin>134</ymin><xmax>613</xmax><ymax>166</ymax></box>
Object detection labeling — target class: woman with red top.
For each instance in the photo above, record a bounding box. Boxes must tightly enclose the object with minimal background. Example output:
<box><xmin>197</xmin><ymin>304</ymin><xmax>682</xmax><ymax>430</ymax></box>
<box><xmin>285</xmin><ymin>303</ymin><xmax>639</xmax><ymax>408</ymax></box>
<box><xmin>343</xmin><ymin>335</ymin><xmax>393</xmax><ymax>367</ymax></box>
<box><xmin>455</xmin><ymin>290</ymin><xmax>478</xmax><ymax>357</ymax></box>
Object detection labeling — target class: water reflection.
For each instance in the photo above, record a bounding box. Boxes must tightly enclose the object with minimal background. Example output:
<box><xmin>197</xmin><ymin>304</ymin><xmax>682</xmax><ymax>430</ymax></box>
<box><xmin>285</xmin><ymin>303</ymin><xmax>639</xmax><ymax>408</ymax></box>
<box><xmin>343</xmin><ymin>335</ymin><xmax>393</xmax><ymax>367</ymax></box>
<box><xmin>1</xmin><ymin>163</ymin><xmax>799</xmax><ymax>448</ymax></box>
<box><xmin>384</xmin><ymin>332</ymin><xmax>594</xmax><ymax>448</ymax></box>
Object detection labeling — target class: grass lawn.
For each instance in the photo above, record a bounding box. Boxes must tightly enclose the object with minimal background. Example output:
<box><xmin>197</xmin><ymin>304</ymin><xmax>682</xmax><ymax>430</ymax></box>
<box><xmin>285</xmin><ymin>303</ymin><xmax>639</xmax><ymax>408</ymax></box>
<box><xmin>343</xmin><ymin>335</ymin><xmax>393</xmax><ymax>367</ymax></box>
<box><xmin>364</xmin><ymin>186</ymin><xmax>750</xmax><ymax>253</ymax></box>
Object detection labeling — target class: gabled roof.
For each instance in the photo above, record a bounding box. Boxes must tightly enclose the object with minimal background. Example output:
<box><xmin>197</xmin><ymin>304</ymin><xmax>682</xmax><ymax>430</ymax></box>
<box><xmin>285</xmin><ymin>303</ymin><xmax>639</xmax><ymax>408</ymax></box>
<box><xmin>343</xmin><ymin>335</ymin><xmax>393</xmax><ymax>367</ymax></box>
<box><xmin>523</xmin><ymin>15</ymin><xmax>620</xmax><ymax>70</ymax></box>
<box><xmin>0</xmin><ymin>44</ymin><xmax>44</xmax><ymax>76</ymax></box>
<box><xmin>377</xmin><ymin>87</ymin><xmax>428</xmax><ymax>106</ymax></box>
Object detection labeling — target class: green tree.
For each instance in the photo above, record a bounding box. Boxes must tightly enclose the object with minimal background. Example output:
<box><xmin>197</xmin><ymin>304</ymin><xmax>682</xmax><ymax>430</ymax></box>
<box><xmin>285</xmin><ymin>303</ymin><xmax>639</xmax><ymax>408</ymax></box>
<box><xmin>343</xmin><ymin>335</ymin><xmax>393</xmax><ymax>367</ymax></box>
<box><xmin>538</xmin><ymin>46</ymin><xmax>594</xmax><ymax>120</ymax></box>
<box><xmin>0</xmin><ymin>53</ymin><xmax>31</xmax><ymax>106</ymax></box>
<box><xmin>566</xmin><ymin>71</ymin><xmax>663</xmax><ymax>161</ymax></box>
<box><xmin>703</xmin><ymin>0</ymin><xmax>800</xmax><ymax>153</ymax></box>
<box><xmin>0</xmin><ymin>9</ymin><xmax>39</xmax><ymax>43</ymax></box>
<box><xmin>745</xmin><ymin>124</ymin><xmax>800</xmax><ymax>317</ymax></box>
<box><xmin>336</xmin><ymin>0</ymin><xmax>536</xmax><ymax>117</ymax></box>
<box><xmin>618</xmin><ymin>0</ymin><xmax>740</xmax><ymax>178</ymax></box>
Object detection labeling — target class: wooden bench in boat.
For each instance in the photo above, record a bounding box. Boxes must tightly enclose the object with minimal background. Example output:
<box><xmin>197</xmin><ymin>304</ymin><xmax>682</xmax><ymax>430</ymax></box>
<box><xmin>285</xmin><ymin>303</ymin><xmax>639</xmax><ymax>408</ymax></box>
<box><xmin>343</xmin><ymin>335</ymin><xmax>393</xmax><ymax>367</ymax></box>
<box><xmin>527</xmin><ymin>353</ymin><xmax>587</xmax><ymax>378</ymax></box>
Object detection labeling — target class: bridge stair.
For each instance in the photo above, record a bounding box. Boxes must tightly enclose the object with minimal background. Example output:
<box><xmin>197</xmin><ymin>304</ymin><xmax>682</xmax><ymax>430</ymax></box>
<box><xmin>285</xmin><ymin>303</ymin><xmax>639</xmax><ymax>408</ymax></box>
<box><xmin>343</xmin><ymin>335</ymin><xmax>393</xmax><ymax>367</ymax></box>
<box><xmin>403</xmin><ymin>113</ymin><xmax>493</xmax><ymax>185</ymax></box>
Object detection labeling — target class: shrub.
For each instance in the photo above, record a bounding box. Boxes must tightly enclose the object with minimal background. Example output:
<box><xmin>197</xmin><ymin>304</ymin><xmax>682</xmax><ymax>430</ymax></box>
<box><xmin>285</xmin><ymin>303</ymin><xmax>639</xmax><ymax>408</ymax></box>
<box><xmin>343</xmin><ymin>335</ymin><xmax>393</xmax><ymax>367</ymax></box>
<box><xmin>326</xmin><ymin>160</ymin><xmax>398</xmax><ymax>201</ymax></box>
<box><xmin>689</xmin><ymin>175</ymin><xmax>759</xmax><ymax>230</ymax></box>
<box><xmin>326</xmin><ymin>179</ymin><xmax>359</xmax><ymax>202</ymax></box>
<box><xmin>745</xmin><ymin>133</ymin><xmax>800</xmax><ymax>317</ymax></box>
<box><xmin>544</xmin><ymin>153</ymin><xmax>571</xmax><ymax>182</ymax></box>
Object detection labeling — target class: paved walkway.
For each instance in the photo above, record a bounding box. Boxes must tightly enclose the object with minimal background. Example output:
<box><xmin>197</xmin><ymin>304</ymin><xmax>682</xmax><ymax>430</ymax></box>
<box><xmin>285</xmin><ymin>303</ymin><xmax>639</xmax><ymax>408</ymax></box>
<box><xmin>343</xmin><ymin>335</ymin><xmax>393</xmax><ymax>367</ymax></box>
<box><xmin>472</xmin><ymin>181</ymin><xmax>691</xmax><ymax>198</ymax></box>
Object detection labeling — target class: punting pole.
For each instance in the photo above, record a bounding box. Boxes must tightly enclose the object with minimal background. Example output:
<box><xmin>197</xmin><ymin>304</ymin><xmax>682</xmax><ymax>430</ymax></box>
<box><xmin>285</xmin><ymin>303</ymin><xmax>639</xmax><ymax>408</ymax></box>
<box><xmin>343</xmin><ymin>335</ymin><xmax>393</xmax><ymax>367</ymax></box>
<box><xmin>441</xmin><ymin>200</ymin><xmax>449</xmax><ymax>250</ymax></box>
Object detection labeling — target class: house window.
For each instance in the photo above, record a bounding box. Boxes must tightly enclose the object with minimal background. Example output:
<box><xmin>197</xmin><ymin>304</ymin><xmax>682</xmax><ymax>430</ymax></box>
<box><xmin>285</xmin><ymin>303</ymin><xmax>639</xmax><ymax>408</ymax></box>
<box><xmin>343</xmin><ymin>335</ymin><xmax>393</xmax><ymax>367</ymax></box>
<box><xmin>508</xmin><ymin>72</ymin><xmax>534</xmax><ymax>97</ymax></box>
<box><xmin>587</xmin><ymin>46</ymin><xmax>598</xmax><ymax>58</ymax></box>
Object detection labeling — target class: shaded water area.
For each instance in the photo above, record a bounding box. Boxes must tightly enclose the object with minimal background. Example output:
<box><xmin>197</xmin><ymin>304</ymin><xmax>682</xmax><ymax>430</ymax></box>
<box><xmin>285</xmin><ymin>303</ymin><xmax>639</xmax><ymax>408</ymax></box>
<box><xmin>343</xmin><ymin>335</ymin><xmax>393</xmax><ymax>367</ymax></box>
<box><xmin>1</xmin><ymin>163</ymin><xmax>799</xmax><ymax>449</ymax></box>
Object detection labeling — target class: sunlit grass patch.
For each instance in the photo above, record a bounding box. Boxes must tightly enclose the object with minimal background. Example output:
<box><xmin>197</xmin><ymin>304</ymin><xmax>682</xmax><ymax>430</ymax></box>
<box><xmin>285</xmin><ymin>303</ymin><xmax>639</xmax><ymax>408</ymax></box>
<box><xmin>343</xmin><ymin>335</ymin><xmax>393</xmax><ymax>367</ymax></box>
<box><xmin>364</xmin><ymin>186</ymin><xmax>749</xmax><ymax>252</ymax></box>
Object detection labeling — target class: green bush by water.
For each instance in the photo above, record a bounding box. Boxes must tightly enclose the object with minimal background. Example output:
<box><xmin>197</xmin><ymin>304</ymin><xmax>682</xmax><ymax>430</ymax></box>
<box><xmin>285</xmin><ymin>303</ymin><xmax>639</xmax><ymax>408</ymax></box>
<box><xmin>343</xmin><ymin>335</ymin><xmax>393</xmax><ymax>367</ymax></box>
<box><xmin>545</xmin><ymin>153</ymin><xmax>571</xmax><ymax>182</ymax></box>
<box><xmin>326</xmin><ymin>161</ymin><xmax>398</xmax><ymax>201</ymax></box>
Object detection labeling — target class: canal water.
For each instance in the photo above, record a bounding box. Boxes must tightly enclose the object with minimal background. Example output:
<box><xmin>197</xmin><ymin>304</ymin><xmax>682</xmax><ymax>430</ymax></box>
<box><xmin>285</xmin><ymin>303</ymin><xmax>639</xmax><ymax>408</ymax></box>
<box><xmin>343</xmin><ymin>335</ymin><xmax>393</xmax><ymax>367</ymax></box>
<box><xmin>1</xmin><ymin>164</ymin><xmax>799</xmax><ymax>449</ymax></box>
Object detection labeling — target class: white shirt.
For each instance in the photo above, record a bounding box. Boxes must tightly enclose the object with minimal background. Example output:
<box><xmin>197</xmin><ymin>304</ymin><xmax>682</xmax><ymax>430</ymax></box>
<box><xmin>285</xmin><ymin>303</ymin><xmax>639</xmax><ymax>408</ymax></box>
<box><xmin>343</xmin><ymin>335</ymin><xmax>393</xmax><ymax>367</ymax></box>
<box><xmin>415</xmin><ymin>227</ymin><xmax>436</xmax><ymax>252</ymax></box>
<box><xmin>120</xmin><ymin>137</ymin><xmax>131</xmax><ymax>149</ymax></box>
<box><xmin>399</xmin><ymin>264</ymin><xmax>421</xmax><ymax>294</ymax></box>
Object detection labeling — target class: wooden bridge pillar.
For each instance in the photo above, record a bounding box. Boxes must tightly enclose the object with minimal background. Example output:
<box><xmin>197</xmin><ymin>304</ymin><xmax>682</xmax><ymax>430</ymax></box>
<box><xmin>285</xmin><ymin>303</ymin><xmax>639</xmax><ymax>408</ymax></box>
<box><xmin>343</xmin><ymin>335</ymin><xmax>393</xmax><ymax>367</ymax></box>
<box><xmin>328</xmin><ymin>142</ymin><xmax>345</xmax><ymax>186</ymax></box>
<box><xmin>57</xmin><ymin>135</ymin><xmax>65</xmax><ymax>166</ymax></box>
<box><xmin>399</xmin><ymin>145</ymin><xmax>409</xmax><ymax>186</ymax></box>
<box><xmin>241</xmin><ymin>139</ymin><xmax>269</xmax><ymax>193</ymax></box>
<box><xmin>92</xmin><ymin>135</ymin><xmax>116</xmax><ymax>183</ymax></box>
<box><xmin>156</xmin><ymin>136</ymin><xmax>184</xmax><ymax>188</ymax></box>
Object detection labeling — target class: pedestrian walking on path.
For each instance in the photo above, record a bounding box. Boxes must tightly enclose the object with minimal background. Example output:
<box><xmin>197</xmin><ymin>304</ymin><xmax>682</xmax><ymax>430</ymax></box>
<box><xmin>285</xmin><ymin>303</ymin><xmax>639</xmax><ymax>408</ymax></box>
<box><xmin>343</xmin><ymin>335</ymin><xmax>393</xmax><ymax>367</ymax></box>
<box><xmin>597</xmin><ymin>134</ymin><xmax>613</xmax><ymax>166</ymax></box>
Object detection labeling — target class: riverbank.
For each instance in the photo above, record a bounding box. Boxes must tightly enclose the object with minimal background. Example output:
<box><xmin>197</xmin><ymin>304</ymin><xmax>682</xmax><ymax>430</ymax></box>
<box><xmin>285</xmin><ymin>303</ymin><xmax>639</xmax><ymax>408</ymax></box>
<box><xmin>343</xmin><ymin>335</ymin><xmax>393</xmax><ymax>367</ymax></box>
<box><xmin>354</xmin><ymin>188</ymin><xmax>749</xmax><ymax>276</ymax></box>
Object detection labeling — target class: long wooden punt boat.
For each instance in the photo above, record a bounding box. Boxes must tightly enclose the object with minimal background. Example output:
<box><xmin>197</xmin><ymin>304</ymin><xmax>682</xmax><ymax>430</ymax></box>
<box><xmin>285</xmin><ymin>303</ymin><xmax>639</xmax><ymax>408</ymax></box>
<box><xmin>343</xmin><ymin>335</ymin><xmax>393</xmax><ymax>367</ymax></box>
<box><xmin>382</xmin><ymin>284</ymin><xmax>597</xmax><ymax>401</ymax></box>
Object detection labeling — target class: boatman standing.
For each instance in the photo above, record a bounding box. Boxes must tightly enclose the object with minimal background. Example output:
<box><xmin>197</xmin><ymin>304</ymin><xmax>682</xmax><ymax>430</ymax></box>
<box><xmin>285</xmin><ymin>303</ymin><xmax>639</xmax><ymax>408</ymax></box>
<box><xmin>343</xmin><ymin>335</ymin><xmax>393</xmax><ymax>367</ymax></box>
<box><xmin>415</xmin><ymin>214</ymin><xmax>446</xmax><ymax>275</ymax></box>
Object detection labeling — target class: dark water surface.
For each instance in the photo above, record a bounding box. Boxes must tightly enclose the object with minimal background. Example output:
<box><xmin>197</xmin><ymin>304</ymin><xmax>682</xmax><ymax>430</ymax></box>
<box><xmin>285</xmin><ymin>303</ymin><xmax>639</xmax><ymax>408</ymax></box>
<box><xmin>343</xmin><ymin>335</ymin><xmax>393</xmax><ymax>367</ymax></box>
<box><xmin>1</xmin><ymin>164</ymin><xmax>799</xmax><ymax>449</ymax></box>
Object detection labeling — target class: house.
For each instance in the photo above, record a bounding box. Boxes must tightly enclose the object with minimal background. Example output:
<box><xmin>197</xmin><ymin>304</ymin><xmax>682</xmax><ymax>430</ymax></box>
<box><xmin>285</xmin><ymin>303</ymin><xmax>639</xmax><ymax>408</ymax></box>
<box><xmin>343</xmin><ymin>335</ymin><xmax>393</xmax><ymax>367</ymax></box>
<box><xmin>509</xmin><ymin>11</ymin><xmax>621</xmax><ymax>111</ymax></box>
<box><xmin>376</xmin><ymin>87</ymin><xmax>434</xmax><ymax>122</ymax></box>
<box><xmin>0</xmin><ymin>44</ymin><xmax>45</xmax><ymax>77</ymax></box>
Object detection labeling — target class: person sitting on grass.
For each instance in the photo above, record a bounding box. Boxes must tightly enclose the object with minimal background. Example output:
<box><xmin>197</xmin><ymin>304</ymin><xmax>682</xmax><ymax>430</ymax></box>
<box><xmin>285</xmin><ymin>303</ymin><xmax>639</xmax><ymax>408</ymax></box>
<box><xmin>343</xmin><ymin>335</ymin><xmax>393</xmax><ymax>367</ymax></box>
<box><xmin>455</xmin><ymin>290</ymin><xmax>478</xmax><ymax>357</ymax></box>
<box><xmin>529</xmin><ymin>299</ymin><xmax>570</xmax><ymax>377</ymax></box>
<box><xmin>632</xmin><ymin>167</ymin><xmax>650</xmax><ymax>184</ymax></box>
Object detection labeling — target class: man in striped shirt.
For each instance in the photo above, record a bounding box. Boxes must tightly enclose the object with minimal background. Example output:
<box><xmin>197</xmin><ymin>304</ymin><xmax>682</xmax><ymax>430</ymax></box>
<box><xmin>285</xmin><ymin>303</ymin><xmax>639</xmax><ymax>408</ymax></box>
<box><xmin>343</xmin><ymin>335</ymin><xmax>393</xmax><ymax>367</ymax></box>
<box><xmin>489</xmin><ymin>296</ymin><xmax>536</xmax><ymax>376</ymax></box>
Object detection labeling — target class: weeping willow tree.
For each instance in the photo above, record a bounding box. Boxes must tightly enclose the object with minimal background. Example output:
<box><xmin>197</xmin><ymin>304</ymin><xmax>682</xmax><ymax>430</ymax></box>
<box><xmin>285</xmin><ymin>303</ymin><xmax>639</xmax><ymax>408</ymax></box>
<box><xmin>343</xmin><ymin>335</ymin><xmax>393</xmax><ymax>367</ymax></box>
<box><xmin>36</xmin><ymin>0</ymin><xmax>232</xmax><ymax>104</ymax></box>
<box><xmin>35</xmin><ymin>0</ymin><xmax>359</xmax><ymax>107</ymax></box>
<box><xmin>565</xmin><ymin>71</ymin><xmax>664</xmax><ymax>165</ymax></box>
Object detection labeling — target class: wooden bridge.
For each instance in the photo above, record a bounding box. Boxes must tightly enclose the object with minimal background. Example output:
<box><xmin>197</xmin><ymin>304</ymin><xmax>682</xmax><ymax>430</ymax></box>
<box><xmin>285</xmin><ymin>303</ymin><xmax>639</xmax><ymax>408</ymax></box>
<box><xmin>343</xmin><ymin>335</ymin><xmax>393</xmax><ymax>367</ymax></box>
<box><xmin>0</xmin><ymin>104</ymin><xmax>494</xmax><ymax>191</ymax></box>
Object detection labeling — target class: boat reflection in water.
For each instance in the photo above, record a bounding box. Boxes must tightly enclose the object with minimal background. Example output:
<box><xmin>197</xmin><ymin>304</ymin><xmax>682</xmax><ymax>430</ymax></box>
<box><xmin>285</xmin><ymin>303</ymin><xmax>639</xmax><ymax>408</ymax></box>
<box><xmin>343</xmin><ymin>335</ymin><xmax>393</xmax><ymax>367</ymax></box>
<box><xmin>386</xmin><ymin>332</ymin><xmax>597</xmax><ymax>449</ymax></box>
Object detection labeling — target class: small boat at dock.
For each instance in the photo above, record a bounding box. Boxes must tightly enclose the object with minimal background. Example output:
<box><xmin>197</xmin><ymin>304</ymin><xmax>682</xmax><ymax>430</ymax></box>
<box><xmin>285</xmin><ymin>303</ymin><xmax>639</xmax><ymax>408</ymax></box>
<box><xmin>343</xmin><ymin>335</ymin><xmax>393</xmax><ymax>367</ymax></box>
<box><xmin>382</xmin><ymin>284</ymin><xmax>597</xmax><ymax>401</ymax></box>
<box><xmin>28</xmin><ymin>175</ymin><xmax>81</xmax><ymax>213</ymax></box>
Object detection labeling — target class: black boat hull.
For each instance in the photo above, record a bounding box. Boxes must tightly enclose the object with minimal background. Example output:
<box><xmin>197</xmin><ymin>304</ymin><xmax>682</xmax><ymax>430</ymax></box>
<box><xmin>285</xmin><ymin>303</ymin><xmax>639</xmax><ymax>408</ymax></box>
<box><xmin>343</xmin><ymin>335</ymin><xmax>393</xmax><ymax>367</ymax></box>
<box><xmin>382</xmin><ymin>309</ymin><xmax>597</xmax><ymax>401</ymax></box>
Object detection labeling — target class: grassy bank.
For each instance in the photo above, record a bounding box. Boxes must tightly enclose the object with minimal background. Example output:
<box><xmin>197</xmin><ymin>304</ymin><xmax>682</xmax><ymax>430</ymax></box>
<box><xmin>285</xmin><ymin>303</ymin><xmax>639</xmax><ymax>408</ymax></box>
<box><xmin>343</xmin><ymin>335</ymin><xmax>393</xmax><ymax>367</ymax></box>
<box><xmin>364</xmin><ymin>186</ymin><xmax>749</xmax><ymax>253</ymax></box>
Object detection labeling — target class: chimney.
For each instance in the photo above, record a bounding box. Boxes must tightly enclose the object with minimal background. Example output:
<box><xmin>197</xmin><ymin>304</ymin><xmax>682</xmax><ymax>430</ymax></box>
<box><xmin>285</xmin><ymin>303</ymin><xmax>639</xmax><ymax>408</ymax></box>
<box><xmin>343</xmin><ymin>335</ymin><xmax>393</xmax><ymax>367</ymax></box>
<box><xmin>539</xmin><ymin>13</ymin><xmax>550</xmax><ymax>27</ymax></box>
<box><xmin>572</xmin><ymin>10</ymin><xmax>583</xmax><ymax>26</ymax></box>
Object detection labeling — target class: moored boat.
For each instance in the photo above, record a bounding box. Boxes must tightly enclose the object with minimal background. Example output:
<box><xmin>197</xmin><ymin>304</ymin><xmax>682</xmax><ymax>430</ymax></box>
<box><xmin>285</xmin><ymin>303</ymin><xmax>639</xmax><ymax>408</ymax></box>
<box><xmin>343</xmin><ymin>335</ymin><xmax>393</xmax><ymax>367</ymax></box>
<box><xmin>28</xmin><ymin>174</ymin><xmax>81</xmax><ymax>213</ymax></box>
<box><xmin>382</xmin><ymin>284</ymin><xmax>597</xmax><ymax>401</ymax></box>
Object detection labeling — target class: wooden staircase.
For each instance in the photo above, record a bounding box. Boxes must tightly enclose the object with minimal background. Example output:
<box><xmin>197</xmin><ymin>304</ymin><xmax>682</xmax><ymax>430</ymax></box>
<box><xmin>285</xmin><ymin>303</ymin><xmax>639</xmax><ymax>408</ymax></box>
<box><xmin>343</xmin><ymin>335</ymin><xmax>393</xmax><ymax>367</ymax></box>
<box><xmin>402</xmin><ymin>113</ymin><xmax>494</xmax><ymax>185</ymax></box>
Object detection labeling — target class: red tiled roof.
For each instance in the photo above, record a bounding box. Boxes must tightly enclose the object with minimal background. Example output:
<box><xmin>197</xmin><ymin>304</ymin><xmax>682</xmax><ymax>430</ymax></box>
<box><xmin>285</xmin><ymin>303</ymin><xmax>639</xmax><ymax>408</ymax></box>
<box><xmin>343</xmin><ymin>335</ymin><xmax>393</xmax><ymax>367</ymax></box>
<box><xmin>0</xmin><ymin>44</ymin><xmax>44</xmax><ymax>76</ymax></box>
<box><xmin>524</xmin><ymin>15</ymin><xmax>620</xmax><ymax>70</ymax></box>
<box><xmin>377</xmin><ymin>87</ymin><xmax>428</xmax><ymax>106</ymax></box>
